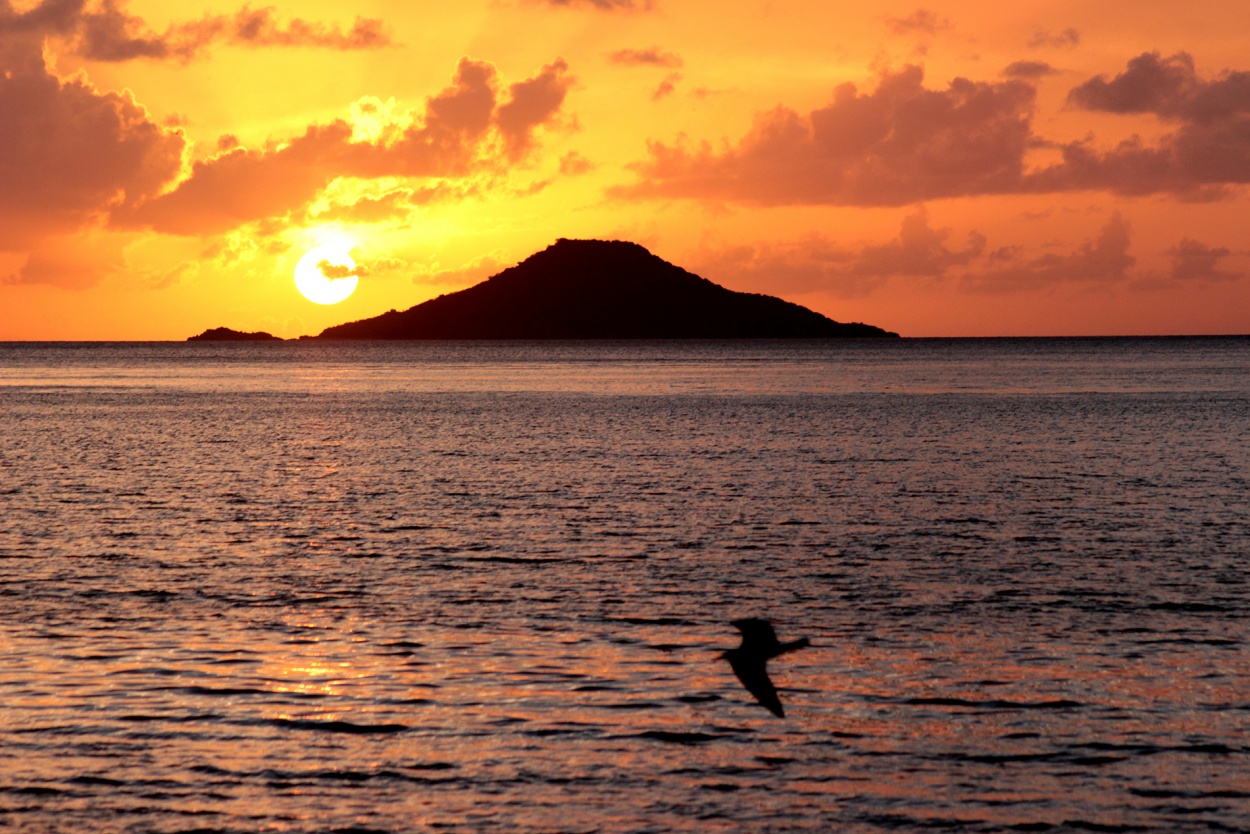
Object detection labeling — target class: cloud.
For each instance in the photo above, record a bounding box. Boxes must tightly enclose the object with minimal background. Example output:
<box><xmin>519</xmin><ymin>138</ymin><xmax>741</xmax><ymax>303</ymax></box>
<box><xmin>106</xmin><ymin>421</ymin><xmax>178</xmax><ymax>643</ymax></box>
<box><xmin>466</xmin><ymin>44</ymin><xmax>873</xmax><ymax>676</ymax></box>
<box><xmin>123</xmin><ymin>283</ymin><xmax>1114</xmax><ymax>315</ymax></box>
<box><xmin>1023</xmin><ymin>138</ymin><xmax>1200</xmax><ymax>198</ymax></box>
<box><xmin>1036</xmin><ymin>52</ymin><xmax>1250</xmax><ymax>196</ymax></box>
<box><xmin>0</xmin><ymin>0</ymin><xmax>81</xmax><ymax>36</ymax></box>
<box><xmin>305</xmin><ymin>180</ymin><xmax>487</xmax><ymax>225</ymax></box>
<box><xmin>496</xmin><ymin>58</ymin><xmax>572</xmax><ymax>160</ymax></box>
<box><xmin>854</xmin><ymin>208</ymin><xmax>986</xmax><ymax>276</ymax></box>
<box><xmin>885</xmin><ymin>8</ymin><xmax>950</xmax><ymax>36</ymax></box>
<box><xmin>364</xmin><ymin>255</ymin><xmax>409</xmax><ymax>274</ymax></box>
<box><xmin>1028</xmin><ymin>28</ymin><xmax>1080</xmax><ymax>50</ymax></box>
<box><xmin>318</xmin><ymin>259</ymin><xmax>366</xmax><ymax>279</ymax></box>
<box><xmin>603</xmin><ymin>48</ymin><xmax>683</xmax><ymax>99</ymax></box>
<box><xmin>0</xmin><ymin>41</ymin><xmax>571</xmax><ymax>272</ymax></box>
<box><xmin>617</xmin><ymin>55</ymin><xmax>1250</xmax><ymax>206</ymax></box>
<box><xmin>693</xmin><ymin>212</ymin><xmax>1148</xmax><ymax>299</ymax></box>
<box><xmin>606</xmin><ymin>47</ymin><xmax>682</xmax><ymax>68</ymax></box>
<box><xmin>1003</xmin><ymin>61</ymin><xmax>1055</xmax><ymax>79</ymax></box>
<box><xmin>141</xmin><ymin>259</ymin><xmax>198</xmax><ymax>291</ymax></box>
<box><xmin>3</xmin><ymin>233</ymin><xmax>127</xmax><ymax>290</ymax></box>
<box><xmin>0</xmin><ymin>34</ymin><xmax>185</xmax><ymax>250</ymax></box>
<box><xmin>75</xmin><ymin>0</ymin><xmax>169</xmax><ymax>61</ymax></box>
<box><xmin>1067</xmin><ymin>51</ymin><xmax>1250</xmax><ymax>123</ymax></box>
<box><xmin>309</xmin><ymin>189</ymin><xmax>419</xmax><ymax>224</ymax></box>
<box><xmin>0</xmin><ymin>0</ymin><xmax>390</xmax><ymax>63</ymax></box>
<box><xmin>411</xmin><ymin>252</ymin><xmax>509</xmax><ymax>288</ymax></box>
<box><xmin>411</xmin><ymin>58</ymin><xmax>502</xmax><ymax>161</ymax></box>
<box><xmin>1067</xmin><ymin>51</ymin><xmax>1199</xmax><ymax>117</ymax></box>
<box><xmin>559</xmin><ymin>151</ymin><xmax>595</xmax><ymax>175</ymax></box>
<box><xmin>536</xmin><ymin>0</ymin><xmax>652</xmax><ymax>9</ymax></box>
<box><xmin>212</xmin><ymin>5</ymin><xmax>388</xmax><ymax>50</ymax></box>
<box><xmin>692</xmin><ymin>208</ymin><xmax>985</xmax><ymax>298</ymax></box>
<box><xmin>116</xmin><ymin>57</ymin><xmax>573</xmax><ymax>234</ymax></box>
<box><xmin>961</xmin><ymin>213</ymin><xmax>1135</xmax><ymax>292</ymax></box>
<box><xmin>615</xmin><ymin>65</ymin><xmax>1036</xmax><ymax>206</ymax></box>
<box><xmin>116</xmin><ymin>122</ymin><xmax>355</xmax><ymax>235</ymax></box>
<box><xmin>1167</xmin><ymin>238</ymin><xmax>1244</xmax><ymax>282</ymax></box>
<box><xmin>651</xmin><ymin>73</ymin><xmax>680</xmax><ymax>100</ymax></box>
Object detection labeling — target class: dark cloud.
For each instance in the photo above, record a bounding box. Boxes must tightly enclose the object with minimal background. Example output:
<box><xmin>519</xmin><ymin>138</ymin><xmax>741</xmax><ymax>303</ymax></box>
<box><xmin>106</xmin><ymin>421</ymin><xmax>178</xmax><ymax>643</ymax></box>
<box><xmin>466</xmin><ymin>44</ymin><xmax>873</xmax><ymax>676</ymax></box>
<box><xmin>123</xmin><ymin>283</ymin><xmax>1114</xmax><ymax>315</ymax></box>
<box><xmin>0</xmin><ymin>0</ymin><xmax>82</xmax><ymax>36</ymax></box>
<box><xmin>606</xmin><ymin>47</ymin><xmax>682</xmax><ymax>68</ymax></box>
<box><xmin>0</xmin><ymin>0</ymin><xmax>391</xmax><ymax>63</ymax></box>
<box><xmin>221</xmin><ymin>5</ymin><xmax>388</xmax><ymax>49</ymax></box>
<box><xmin>1003</xmin><ymin>61</ymin><xmax>1055</xmax><ymax>79</ymax></box>
<box><xmin>1028</xmin><ymin>28</ymin><xmax>1080</xmax><ymax>49</ymax></box>
<box><xmin>117</xmin><ymin>57</ymin><xmax>573</xmax><ymax>234</ymax></box>
<box><xmin>76</xmin><ymin>0</ymin><xmax>167</xmax><ymax>61</ymax></box>
<box><xmin>1068</xmin><ymin>51</ymin><xmax>1200</xmax><ymax>117</ymax></box>
<box><xmin>1167</xmin><ymin>238</ymin><xmax>1243</xmax><ymax>282</ymax></box>
<box><xmin>0</xmin><ymin>35</ymin><xmax>185</xmax><ymax>250</ymax></box>
<box><xmin>1068</xmin><ymin>51</ymin><xmax>1250</xmax><ymax>123</ymax></box>
<box><xmin>885</xmin><ymin>8</ymin><xmax>950</xmax><ymax>36</ymax></box>
<box><xmin>1024</xmin><ymin>137</ymin><xmax>1198</xmax><ymax>198</ymax></box>
<box><xmin>1042</xmin><ymin>52</ymin><xmax>1250</xmax><ymax>196</ymax></box>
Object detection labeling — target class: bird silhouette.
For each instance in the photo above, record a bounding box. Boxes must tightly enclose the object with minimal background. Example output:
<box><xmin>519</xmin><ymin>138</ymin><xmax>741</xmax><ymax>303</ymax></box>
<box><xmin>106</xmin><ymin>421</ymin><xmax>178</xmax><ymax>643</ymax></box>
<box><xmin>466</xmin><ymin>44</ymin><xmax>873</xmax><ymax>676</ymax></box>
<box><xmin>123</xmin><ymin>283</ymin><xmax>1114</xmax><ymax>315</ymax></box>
<box><xmin>721</xmin><ymin>618</ymin><xmax>810</xmax><ymax>717</ymax></box>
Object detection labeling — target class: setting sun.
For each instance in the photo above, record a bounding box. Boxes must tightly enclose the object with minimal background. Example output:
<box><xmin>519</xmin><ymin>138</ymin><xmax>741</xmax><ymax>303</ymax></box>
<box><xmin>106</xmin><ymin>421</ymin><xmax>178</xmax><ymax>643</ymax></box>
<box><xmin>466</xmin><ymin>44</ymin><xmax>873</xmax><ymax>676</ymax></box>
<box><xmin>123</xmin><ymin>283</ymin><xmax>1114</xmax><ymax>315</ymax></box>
<box><xmin>294</xmin><ymin>241</ymin><xmax>360</xmax><ymax>305</ymax></box>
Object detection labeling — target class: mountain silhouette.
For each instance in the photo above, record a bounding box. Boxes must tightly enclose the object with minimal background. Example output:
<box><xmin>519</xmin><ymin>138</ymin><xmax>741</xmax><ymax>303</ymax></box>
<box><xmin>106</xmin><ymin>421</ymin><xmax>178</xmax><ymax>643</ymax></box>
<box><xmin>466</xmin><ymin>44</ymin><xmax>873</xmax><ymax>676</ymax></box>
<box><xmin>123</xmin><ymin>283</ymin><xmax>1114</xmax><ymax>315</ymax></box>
<box><xmin>187</xmin><ymin>327</ymin><xmax>282</xmax><ymax>341</ymax></box>
<box><xmin>314</xmin><ymin>239</ymin><xmax>898</xmax><ymax>339</ymax></box>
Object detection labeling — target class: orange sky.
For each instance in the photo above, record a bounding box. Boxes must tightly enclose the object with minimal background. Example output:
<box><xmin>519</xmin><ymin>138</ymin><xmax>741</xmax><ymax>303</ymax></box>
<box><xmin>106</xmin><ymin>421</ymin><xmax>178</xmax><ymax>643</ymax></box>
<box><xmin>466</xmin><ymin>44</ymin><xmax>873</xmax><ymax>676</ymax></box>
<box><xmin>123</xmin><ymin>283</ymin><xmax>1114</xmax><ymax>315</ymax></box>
<box><xmin>2</xmin><ymin>0</ymin><xmax>1248</xmax><ymax>338</ymax></box>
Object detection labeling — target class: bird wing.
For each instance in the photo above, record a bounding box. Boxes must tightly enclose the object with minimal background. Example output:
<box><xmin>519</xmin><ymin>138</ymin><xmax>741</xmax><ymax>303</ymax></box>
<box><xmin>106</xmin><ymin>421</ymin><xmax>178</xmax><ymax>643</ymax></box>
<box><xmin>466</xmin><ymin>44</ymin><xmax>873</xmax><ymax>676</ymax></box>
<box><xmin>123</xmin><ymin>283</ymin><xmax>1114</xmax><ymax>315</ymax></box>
<box><xmin>778</xmin><ymin>637</ymin><xmax>811</xmax><ymax>655</ymax></box>
<box><xmin>728</xmin><ymin>654</ymin><xmax>785</xmax><ymax>718</ymax></box>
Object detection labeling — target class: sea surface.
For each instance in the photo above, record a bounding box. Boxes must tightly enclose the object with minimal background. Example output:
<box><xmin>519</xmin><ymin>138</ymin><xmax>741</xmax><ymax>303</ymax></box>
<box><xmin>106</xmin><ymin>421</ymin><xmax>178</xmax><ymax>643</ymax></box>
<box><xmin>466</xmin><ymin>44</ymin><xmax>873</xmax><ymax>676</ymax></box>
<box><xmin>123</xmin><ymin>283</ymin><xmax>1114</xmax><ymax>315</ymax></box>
<box><xmin>1</xmin><ymin>337</ymin><xmax>1248</xmax><ymax>833</ymax></box>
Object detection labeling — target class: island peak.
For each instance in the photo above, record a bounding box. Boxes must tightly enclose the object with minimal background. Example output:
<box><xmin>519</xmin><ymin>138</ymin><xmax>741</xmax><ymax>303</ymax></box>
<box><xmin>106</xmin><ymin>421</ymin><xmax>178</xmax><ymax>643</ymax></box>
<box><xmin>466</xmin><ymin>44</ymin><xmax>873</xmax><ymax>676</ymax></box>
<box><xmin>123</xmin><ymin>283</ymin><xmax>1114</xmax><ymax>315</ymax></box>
<box><xmin>315</xmin><ymin>239</ymin><xmax>897</xmax><ymax>340</ymax></box>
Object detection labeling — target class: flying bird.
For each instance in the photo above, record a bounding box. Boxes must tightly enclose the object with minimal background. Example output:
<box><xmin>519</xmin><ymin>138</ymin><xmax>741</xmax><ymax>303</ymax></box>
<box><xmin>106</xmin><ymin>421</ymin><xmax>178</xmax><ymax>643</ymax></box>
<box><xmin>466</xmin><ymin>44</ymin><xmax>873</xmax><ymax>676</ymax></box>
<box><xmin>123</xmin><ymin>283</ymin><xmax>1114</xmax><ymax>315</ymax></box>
<box><xmin>721</xmin><ymin>618</ymin><xmax>810</xmax><ymax>717</ymax></box>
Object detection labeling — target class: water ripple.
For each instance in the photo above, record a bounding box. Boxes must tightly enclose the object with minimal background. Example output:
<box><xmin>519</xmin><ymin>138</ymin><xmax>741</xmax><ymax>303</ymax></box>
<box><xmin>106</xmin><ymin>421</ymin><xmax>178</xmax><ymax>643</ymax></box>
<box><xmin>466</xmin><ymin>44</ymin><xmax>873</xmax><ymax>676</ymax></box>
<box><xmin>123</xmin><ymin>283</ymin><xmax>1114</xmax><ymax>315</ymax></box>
<box><xmin>1</xmin><ymin>340</ymin><xmax>1249</xmax><ymax>831</ymax></box>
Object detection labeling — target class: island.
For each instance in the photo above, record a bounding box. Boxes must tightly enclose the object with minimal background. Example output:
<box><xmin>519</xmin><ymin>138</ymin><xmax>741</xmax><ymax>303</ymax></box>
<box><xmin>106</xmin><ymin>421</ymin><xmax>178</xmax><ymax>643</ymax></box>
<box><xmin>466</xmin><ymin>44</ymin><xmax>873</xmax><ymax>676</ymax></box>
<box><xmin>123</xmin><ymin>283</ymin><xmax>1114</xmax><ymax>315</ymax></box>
<box><xmin>313</xmin><ymin>238</ymin><xmax>898</xmax><ymax>339</ymax></box>
<box><xmin>187</xmin><ymin>327</ymin><xmax>283</xmax><ymax>342</ymax></box>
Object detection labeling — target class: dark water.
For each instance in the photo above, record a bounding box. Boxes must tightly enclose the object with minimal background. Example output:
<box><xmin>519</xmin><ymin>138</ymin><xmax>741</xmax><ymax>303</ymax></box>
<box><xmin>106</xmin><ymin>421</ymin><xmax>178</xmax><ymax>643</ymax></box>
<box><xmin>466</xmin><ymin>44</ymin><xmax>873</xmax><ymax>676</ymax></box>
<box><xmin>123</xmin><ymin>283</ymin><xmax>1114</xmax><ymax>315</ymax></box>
<box><xmin>1</xmin><ymin>338</ymin><xmax>1248</xmax><ymax>832</ymax></box>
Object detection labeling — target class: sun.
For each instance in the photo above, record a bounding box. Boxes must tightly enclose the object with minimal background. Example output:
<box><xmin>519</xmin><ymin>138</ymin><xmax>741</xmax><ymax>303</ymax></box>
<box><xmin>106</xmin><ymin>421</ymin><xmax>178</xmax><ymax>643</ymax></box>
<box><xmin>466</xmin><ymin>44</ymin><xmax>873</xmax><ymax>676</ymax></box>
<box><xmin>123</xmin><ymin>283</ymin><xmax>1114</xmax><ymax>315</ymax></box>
<box><xmin>294</xmin><ymin>240</ymin><xmax>359</xmax><ymax>305</ymax></box>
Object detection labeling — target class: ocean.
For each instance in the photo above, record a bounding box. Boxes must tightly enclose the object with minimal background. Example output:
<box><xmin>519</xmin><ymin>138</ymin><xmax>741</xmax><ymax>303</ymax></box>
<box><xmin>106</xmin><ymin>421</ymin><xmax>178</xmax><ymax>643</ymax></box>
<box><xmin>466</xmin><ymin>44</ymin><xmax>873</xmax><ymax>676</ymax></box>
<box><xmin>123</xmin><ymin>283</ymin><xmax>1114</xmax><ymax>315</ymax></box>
<box><xmin>1</xmin><ymin>337</ymin><xmax>1248</xmax><ymax>832</ymax></box>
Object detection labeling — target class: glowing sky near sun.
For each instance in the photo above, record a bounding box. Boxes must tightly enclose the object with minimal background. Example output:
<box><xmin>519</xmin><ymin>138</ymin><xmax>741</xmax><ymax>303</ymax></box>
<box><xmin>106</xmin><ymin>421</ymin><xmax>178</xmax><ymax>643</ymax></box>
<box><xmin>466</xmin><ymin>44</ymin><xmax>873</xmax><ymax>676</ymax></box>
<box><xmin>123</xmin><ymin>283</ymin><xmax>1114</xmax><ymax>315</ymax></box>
<box><xmin>2</xmin><ymin>0</ymin><xmax>1249</xmax><ymax>338</ymax></box>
